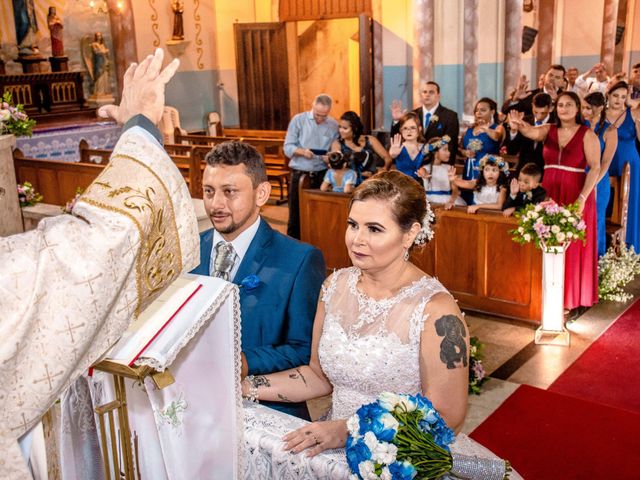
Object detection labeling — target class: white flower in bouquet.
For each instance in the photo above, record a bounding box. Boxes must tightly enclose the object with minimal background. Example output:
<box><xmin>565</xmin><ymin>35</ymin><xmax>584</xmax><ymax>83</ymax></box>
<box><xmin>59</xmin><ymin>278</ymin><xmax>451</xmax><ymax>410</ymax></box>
<box><xmin>560</xmin><ymin>218</ymin><xmax>567</xmax><ymax>224</ymax></box>
<box><xmin>380</xmin><ymin>413</ymin><xmax>400</xmax><ymax>432</ymax></box>
<box><xmin>535</xmin><ymin>204</ymin><xmax>543</xmax><ymax>212</ymax></box>
<box><xmin>0</xmin><ymin>109</ymin><xmax>11</xmax><ymax>122</ymax></box>
<box><xmin>380</xmin><ymin>467</ymin><xmax>392</xmax><ymax>480</ymax></box>
<box><xmin>517</xmin><ymin>227</ymin><xmax>524</xmax><ymax>234</ymax></box>
<box><xmin>523</xmin><ymin>233</ymin><xmax>531</xmax><ymax>242</ymax></box>
<box><xmin>556</xmin><ymin>232</ymin><xmax>566</xmax><ymax>242</ymax></box>
<box><xmin>372</xmin><ymin>441</ymin><xmax>398</xmax><ymax>465</ymax></box>
<box><xmin>358</xmin><ymin>460</ymin><xmax>378</xmax><ymax>480</ymax></box>
<box><xmin>363</xmin><ymin>431</ymin><xmax>379</xmax><ymax>452</ymax></box>
<box><xmin>569</xmin><ymin>217</ymin><xmax>577</xmax><ymax>225</ymax></box>
<box><xmin>378</xmin><ymin>392</ymin><xmax>402</xmax><ymax>411</ymax></box>
<box><xmin>551</xmin><ymin>225</ymin><xmax>561</xmax><ymax>234</ymax></box>
<box><xmin>348</xmin><ymin>415</ymin><xmax>361</xmax><ymax>440</ymax></box>
<box><xmin>567</xmin><ymin>232</ymin><xmax>574</xmax><ymax>239</ymax></box>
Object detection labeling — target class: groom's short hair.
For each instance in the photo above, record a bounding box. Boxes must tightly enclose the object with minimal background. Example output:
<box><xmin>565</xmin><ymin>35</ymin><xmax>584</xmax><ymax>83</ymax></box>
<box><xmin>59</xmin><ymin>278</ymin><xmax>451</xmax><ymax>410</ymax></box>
<box><xmin>205</xmin><ymin>141</ymin><xmax>268</xmax><ymax>187</ymax></box>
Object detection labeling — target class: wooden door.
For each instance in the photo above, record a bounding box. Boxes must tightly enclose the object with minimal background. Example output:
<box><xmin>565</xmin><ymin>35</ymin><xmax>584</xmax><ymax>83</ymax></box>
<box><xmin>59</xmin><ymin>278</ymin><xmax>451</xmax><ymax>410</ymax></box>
<box><xmin>358</xmin><ymin>14</ymin><xmax>374</xmax><ymax>132</ymax></box>
<box><xmin>234</xmin><ymin>23</ymin><xmax>290</xmax><ymax>130</ymax></box>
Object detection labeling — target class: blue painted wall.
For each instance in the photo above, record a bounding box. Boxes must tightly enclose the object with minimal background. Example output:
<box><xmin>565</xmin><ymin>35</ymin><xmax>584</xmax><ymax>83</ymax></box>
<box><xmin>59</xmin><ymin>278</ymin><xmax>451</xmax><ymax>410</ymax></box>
<box><xmin>165</xmin><ymin>69</ymin><xmax>220</xmax><ymax>132</ymax></box>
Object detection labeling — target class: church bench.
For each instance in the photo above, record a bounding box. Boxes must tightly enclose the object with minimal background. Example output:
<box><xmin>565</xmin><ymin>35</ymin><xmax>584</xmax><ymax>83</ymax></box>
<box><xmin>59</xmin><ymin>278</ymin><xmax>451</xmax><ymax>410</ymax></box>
<box><xmin>221</xmin><ymin>128</ymin><xmax>287</xmax><ymax>140</ymax></box>
<box><xmin>299</xmin><ymin>185</ymin><xmax>542</xmax><ymax>323</ymax></box>
<box><xmin>606</xmin><ymin>162</ymin><xmax>631</xmax><ymax>253</ymax></box>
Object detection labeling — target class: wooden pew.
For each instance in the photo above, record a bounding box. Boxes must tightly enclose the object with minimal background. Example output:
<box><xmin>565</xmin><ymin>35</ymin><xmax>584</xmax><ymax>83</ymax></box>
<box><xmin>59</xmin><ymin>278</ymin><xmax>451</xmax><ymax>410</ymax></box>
<box><xmin>221</xmin><ymin>127</ymin><xmax>286</xmax><ymax>140</ymax></box>
<box><xmin>299</xmin><ymin>183</ymin><xmax>542</xmax><ymax>323</ymax></box>
<box><xmin>607</xmin><ymin>162</ymin><xmax>631</xmax><ymax>253</ymax></box>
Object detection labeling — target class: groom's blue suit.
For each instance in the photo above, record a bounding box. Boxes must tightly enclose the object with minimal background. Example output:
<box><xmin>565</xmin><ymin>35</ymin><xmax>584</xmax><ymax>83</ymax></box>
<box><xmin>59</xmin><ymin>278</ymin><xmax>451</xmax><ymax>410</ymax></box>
<box><xmin>191</xmin><ymin>218</ymin><xmax>325</xmax><ymax>418</ymax></box>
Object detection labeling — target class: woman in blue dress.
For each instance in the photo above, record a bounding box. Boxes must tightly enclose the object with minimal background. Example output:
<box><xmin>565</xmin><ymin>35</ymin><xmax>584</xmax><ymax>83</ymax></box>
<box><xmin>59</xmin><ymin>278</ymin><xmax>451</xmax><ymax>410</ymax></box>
<box><xmin>582</xmin><ymin>92</ymin><xmax>618</xmax><ymax>256</ymax></box>
<box><xmin>389</xmin><ymin>112</ymin><xmax>427</xmax><ymax>184</ymax></box>
<box><xmin>606</xmin><ymin>81</ymin><xmax>640</xmax><ymax>250</ymax></box>
<box><xmin>460</xmin><ymin>98</ymin><xmax>505</xmax><ymax>203</ymax></box>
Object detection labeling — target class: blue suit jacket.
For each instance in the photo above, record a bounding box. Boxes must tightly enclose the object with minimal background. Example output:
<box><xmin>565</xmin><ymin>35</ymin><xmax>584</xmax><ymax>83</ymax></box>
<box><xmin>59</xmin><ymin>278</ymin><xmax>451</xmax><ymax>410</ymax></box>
<box><xmin>191</xmin><ymin>219</ymin><xmax>326</xmax><ymax>418</ymax></box>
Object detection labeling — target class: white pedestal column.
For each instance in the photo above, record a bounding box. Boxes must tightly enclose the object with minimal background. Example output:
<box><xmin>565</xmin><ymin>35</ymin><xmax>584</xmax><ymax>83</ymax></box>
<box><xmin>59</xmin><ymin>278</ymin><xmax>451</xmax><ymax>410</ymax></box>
<box><xmin>0</xmin><ymin>134</ymin><xmax>24</xmax><ymax>236</ymax></box>
<box><xmin>535</xmin><ymin>245</ymin><xmax>570</xmax><ymax>346</ymax></box>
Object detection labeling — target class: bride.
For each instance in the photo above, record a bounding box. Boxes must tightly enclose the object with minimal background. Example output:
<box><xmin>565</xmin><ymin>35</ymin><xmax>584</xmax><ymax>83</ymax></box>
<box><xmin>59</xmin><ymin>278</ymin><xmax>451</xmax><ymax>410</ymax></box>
<box><xmin>243</xmin><ymin>170</ymin><xmax>517</xmax><ymax>478</ymax></box>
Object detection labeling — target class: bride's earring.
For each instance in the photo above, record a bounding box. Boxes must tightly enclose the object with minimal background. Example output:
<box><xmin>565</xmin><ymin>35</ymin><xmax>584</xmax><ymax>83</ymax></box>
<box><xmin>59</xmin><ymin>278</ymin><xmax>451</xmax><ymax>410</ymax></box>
<box><xmin>403</xmin><ymin>248</ymin><xmax>409</xmax><ymax>261</ymax></box>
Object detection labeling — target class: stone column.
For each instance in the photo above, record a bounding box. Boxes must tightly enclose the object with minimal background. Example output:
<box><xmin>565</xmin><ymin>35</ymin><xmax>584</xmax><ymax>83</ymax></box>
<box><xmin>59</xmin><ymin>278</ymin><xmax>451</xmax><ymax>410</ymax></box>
<box><xmin>536</xmin><ymin>0</ymin><xmax>555</xmax><ymax>78</ymax></box>
<box><xmin>463</xmin><ymin>0</ymin><xmax>478</xmax><ymax>116</ymax></box>
<box><xmin>0</xmin><ymin>134</ymin><xmax>24</xmax><ymax>236</ymax></box>
<box><xmin>107</xmin><ymin>0</ymin><xmax>138</xmax><ymax>100</ymax></box>
<box><xmin>413</xmin><ymin>0</ymin><xmax>435</xmax><ymax>96</ymax></box>
<box><xmin>601</xmin><ymin>0</ymin><xmax>619</xmax><ymax>74</ymax></box>
<box><xmin>503</xmin><ymin>0</ymin><xmax>523</xmax><ymax>101</ymax></box>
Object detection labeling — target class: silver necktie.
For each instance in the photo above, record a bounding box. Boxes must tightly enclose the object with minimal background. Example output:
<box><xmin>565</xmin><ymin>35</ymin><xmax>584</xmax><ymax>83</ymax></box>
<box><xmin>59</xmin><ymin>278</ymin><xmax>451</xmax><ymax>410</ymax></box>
<box><xmin>213</xmin><ymin>241</ymin><xmax>235</xmax><ymax>281</ymax></box>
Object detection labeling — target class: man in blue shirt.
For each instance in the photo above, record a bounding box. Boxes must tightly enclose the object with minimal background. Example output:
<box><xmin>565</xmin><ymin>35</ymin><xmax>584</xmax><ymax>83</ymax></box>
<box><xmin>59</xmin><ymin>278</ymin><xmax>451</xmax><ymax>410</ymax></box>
<box><xmin>284</xmin><ymin>94</ymin><xmax>339</xmax><ymax>239</ymax></box>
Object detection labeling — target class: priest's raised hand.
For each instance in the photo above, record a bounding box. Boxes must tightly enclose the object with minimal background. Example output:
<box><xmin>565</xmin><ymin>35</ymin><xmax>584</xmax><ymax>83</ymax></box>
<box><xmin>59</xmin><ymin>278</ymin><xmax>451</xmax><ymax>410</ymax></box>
<box><xmin>0</xmin><ymin>48</ymin><xmax>198</xmax><ymax>480</ymax></box>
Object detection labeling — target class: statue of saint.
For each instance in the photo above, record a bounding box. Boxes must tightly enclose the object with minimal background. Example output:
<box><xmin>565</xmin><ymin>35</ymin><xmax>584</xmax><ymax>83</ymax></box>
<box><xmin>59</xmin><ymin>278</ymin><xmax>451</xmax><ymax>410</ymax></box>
<box><xmin>171</xmin><ymin>1</ymin><xmax>185</xmax><ymax>41</ymax></box>
<box><xmin>12</xmin><ymin>0</ymin><xmax>40</xmax><ymax>55</ymax></box>
<box><xmin>47</xmin><ymin>7</ymin><xmax>64</xmax><ymax>57</ymax></box>
<box><xmin>82</xmin><ymin>32</ymin><xmax>112</xmax><ymax>97</ymax></box>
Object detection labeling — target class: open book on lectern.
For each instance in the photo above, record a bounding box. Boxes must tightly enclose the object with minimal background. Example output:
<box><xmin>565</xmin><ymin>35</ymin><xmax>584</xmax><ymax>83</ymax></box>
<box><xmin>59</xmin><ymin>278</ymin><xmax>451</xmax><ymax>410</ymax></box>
<box><xmin>104</xmin><ymin>274</ymin><xmax>233</xmax><ymax>371</ymax></box>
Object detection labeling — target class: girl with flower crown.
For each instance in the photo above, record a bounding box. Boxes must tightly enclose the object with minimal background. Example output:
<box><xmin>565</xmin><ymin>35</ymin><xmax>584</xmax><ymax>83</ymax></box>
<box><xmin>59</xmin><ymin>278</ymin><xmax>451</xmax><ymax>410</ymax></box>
<box><xmin>459</xmin><ymin>98</ymin><xmax>505</xmax><ymax>204</ymax></box>
<box><xmin>450</xmin><ymin>154</ymin><xmax>508</xmax><ymax>213</ymax></box>
<box><xmin>418</xmin><ymin>135</ymin><xmax>465</xmax><ymax>209</ymax></box>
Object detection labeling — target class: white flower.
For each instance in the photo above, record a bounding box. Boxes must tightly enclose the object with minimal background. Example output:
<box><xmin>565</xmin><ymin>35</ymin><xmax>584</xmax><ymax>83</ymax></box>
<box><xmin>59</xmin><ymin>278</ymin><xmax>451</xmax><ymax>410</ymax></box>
<box><xmin>378</xmin><ymin>392</ymin><xmax>402</xmax><ymax>411</ymax></box>
<box><xmin>380</xmin><ymin>467</ymin><xmax>392</xmax><ymax>480</ymax></box>
<box><xmin>529</xmin><ymin>211</ymin><xmax>539</xmax><ymax>219</ymax></box>
<box><xmin>349</xmin><ymin>475</ymin><xmax>360</xmax><ymax>480</ymax></box>
<box><xmin>523</xmin><ymin>233</ymin><xmax>531</xmax><ymax>242</ymax></box>
<box><xmin>358</xmin><ymin>460</ymin><xmax>378</xmax><ymax>480</ymax></box>
<box><xmin>567</xmin><ymin>232</ymin><xmax>574</xmax><ymax>239</ymax></box>
<box><xmin>551</xmin><ymin>225</ymin><xmax>561</xmax><ymax>234</ymax></box>
<box><xmin>556</xmin><ymin>232</ymin><xmax>566</xmax><ymax>242</ymax></box>
<box><xmin>363</xmin><ymin>431</ymin><xmax>379</xmax><ymax>453</ymax></box>
<box><xmin>518</xmin><ymin>227</ymin><xmax>524</xmax><ymax>234</ymax></box>
<box><xmin>560</xmin><ymin>218</ymin><xmax>567</xmax><ymax>224</ymax></box>
<box><xmin>563</xmin><ymin>209</ymin><xmax>571</xmax><ymax>217</ymax></box>
<box><xmin>569</xmin><ymin>217</ymin><xmax>577</xmax><ymax>225</ymax></box>
<box><xmin>535</xmin><ymin>204</ymin><xmax>543</xmax><ymax>212</ymax></box>
<box><xmin>347</xmin><ymin>414</ymin><xmax>361</xmax><ymax>438</ymax></box>
<box><xmin>0</xmin><ymin>109</ymin><xmax>10</xmax><ymax>122</ymax></box>
<box><xmin>431</xmin><ymin>114</ymin><xmax>439</xmax><ymax>123</ymax></box>
<box><xmin>397</xmin><ymin>396</ymin><xmax>417</xmax><ymax>412</ymax></box>
<box><xmin>372</xmin><ymin>441</ymin><xmax>398</xmax><ymax>465</ymax></box>
<box><xmin>379</xmin><ymin>413</ymin><xmax>399</xmax><ymax>433</ymax></box>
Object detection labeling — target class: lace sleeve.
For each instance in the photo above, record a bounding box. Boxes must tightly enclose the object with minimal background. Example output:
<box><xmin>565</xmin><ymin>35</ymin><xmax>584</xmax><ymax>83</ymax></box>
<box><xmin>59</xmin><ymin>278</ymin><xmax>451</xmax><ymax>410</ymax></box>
<box><xmin>320</xmin><ymin>269</ymin><xmax>341</xmax><ymax>304</ymax></box>
<box><xmin>409</xmin><ymin>280</ymin><xmax>452</xmax><ymax>344</ymax></box>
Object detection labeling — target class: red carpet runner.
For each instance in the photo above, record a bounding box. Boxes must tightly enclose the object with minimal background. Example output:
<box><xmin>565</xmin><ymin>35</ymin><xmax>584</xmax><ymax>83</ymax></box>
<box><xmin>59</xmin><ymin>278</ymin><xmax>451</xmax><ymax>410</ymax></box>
<box><xmin>549</xmin><ymin>299</ymin><xmax>640</xmax><ymax>414</ymax></box>
<box><xmin>469</xmin><ymin>384</ymin><xmax>640</xmax><ymax>479</ymax></box>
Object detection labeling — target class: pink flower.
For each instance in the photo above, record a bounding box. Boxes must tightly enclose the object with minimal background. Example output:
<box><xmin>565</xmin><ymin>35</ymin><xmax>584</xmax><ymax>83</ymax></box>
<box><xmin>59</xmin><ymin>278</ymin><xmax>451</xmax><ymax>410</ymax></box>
<box><xmin>576</xmin><ymin>220</ymin><xmax>586</xmax><ymax>231</ymax></box>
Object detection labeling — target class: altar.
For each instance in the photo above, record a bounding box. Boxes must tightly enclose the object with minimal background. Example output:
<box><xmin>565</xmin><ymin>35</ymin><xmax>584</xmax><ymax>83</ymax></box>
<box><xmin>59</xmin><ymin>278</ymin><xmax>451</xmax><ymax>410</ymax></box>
<box><xmin>14</xmin><ymin>122</ymin><xmax>121</xmax><ymax>163</ymax></box>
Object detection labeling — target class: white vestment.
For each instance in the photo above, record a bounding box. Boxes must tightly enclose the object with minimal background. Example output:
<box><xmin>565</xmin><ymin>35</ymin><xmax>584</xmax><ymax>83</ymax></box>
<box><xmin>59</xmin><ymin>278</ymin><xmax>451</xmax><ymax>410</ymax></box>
<box><xmin>0</xmin><ymin>127</ymin><xmax>199</xmax><ymax>479</ymax></box>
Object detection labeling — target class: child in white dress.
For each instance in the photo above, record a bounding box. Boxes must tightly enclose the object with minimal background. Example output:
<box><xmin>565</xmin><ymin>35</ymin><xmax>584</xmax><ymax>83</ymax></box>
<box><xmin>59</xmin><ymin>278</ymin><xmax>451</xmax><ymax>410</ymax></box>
<box><xmin>450</xmin><ymin>154</ymin><xmax>508</xmax><ymax>213</ymax></box>
<box><xmin>418</xmin><ymin>135</ymin><xmax>465</xmax><ymax>209</ymax></box>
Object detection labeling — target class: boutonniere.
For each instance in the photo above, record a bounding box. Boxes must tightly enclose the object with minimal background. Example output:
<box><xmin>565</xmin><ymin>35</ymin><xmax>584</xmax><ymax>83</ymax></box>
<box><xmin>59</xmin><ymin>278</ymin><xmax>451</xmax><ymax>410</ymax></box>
<box><xmin>430</xmin><ymin>114</ymin><xmax>439</xmax><ymax>123</ymax></box>
<box><xmin>240</xmin><ymin>274</ymin><xmax>261</xmax><ymax>291</ymax></box>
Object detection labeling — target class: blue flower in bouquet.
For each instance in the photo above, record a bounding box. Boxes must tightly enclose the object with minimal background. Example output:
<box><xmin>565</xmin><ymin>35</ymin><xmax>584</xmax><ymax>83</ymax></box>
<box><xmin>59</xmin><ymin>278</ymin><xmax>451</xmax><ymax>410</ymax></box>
<box><xmin>388</xmin><ymin>460</ymin><xmax>417</xmax><ymax>480</ymax></box>
<box><xmin>345</xmin><ymin>436</ymin><xmax>372</xmax><ymax>473</ymax></box>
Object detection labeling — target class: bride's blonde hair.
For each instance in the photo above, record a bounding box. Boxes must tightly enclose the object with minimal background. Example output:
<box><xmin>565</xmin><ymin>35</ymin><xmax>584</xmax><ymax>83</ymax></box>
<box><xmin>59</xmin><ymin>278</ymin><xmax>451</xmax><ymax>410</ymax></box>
<box><xmin>349</xmin><ymin>171</ymin><xmax>434</xmax><ymax>249</ymax></box>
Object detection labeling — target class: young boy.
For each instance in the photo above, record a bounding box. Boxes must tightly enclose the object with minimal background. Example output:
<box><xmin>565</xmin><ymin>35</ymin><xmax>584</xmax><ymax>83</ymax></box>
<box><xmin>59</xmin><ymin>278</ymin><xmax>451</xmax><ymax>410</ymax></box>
<box><xmin>502</xmin><ymin>162</ymin><xmax>547</xmax><ymax>216</ymax></box>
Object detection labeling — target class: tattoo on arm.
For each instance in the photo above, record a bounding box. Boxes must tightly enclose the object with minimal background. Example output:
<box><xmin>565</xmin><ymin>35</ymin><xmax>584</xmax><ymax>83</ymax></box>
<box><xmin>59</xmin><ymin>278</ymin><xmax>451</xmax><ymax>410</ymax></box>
<box><xmin>288</xmin><ymin>368</ymin><xmax>308</xmax><ymax>386</ymax></box>
<box><xmin>277</xmin><ymin>393</ymin><xmax>292</xmax><ymax>402</ymax></box>
<box><xmin>434</xmin><ymin>315</ymin><xmax>468</xmax><ymax>369</ymax></box>
<box><xmin>253</xmin><ymin>376</ymin><xmax>271</xmax><ymax>388</ymax></box>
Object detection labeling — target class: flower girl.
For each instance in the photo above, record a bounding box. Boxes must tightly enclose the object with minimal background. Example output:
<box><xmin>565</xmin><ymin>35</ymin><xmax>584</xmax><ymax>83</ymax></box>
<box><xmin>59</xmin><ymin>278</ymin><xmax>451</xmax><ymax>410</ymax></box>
<box><xmin>417</xmin><ymin>136</ymin><xmax>465</xmax><ymax>209</ymax></box>
<box><xmin>321</xmin><ymin>151</ymin><xmax>357</xmax><ymax>193</ymax></box>
<box><xmin>450</xmin><ymin>154</ymin><xmax>508</xmax><ymax>214</ymax></box>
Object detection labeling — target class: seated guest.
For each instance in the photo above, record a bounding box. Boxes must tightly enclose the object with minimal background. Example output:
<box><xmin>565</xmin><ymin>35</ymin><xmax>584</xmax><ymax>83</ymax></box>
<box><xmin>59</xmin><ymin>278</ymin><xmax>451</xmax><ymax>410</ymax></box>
<box><xmin>418</xmin><ymin>135</ymin><xmax>465</xmax><ymax>209</ymax></box>
<box><xmin>460</xmin><ymin>97</ymin><xmax>505</xmax><ymax>203</ymax></box>
<box><xmin>502</xmin><ymin>162</ymin><xmax>547</xmax><ymax>217</ymax></box>
<box><xmin>321</xmin><ymin>151</ymin><xmax>357</xmax><ymax>193</ymax></box>
<box><xmin>504</xmin><ymin>92</ymin><xmax>554</xmax><ymax>178</ymax></box>
<box><xmin>330</xmin><ymin>111</ymin><xmax>391</xmax><ymax>185</ymax></box>
<box><xmin>191</xmin><ymin>141</ymin><xmax>326</xmax><ymax>419</ymax></box>
<box><xmin>450</xmin><ymin>154</ymin><xmax>508</xmax><ymax>214</ymax></box>
<box><xmin>389</xmin><ymin>112</ymin><xmax>427</xmax><ymax>184</ymax></box>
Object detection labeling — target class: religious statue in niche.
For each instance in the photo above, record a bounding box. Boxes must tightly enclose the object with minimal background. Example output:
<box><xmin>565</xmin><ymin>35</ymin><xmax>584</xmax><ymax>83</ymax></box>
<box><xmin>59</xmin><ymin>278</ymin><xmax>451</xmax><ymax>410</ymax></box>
<box><xmin>12</xmin><ymin>0</ymin><xmax>41</xmax><ymax>56</ymax></box>
<box><xmin>47</xmin><ymin>7</ymin><xmax>64</xmax><ymax>57</ymax></box>
<box><xmin>81</xmin><ymin>33</ymin><xmax>114</xmax><ymax>104</ymax></box>
<box><xmin>172</xmin><ymin>1</ymin><xmax>185</xmax><ymax>41</ymax></box>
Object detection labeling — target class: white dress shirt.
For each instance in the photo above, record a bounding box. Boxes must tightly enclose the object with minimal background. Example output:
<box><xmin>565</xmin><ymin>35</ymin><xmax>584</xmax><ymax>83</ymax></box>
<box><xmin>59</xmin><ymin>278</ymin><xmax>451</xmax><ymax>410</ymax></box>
<box><xmin>211</xmin><ymin>216</ymin><xmax>261</xmax><ymax>281</ymax></box>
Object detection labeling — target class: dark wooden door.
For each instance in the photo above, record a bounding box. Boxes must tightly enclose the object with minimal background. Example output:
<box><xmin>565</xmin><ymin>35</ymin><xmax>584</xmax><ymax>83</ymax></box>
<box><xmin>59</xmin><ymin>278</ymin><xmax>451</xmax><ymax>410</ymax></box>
<box><xmin>359</xmin><ymin>14</ymin><xmax>374</xmax><ymax>132</ymax></box>
<box><xmin>234</xmin><ymin>23</ymin><xmax>290</xmax><ymax>130</ymax></box>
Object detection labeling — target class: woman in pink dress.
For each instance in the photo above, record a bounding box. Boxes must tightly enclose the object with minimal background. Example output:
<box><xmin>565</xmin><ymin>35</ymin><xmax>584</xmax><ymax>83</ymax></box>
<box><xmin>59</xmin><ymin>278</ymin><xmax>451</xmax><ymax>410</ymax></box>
<box><xmin>508</xmin><ymin>91</ymin><xmax>601</xmax><ymax>312</ymax></box>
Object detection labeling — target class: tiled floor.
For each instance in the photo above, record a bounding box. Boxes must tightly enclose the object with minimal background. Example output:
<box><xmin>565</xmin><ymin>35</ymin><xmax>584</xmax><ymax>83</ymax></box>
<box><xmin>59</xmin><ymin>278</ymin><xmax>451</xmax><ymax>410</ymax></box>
<box><xmin>261</xmin><ymin>202</ymin><xmax>640</xmax><ymax>432</ymax></box>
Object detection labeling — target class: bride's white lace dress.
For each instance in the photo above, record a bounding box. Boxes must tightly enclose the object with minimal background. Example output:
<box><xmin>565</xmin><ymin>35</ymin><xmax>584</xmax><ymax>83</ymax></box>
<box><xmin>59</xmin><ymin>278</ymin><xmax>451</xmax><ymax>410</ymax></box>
<box><xmin>243</xmin><ymin>267</ymin><xmax>522</xmax><ymax>479</ymax></box>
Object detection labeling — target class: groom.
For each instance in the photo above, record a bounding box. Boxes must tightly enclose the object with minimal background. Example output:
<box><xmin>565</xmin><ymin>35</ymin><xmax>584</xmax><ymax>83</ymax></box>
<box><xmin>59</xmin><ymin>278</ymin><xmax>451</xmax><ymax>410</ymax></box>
<box><xmin>191</xmin><ymin>141</ymin><xmax>325</xmax><ymax>419</ymax></box>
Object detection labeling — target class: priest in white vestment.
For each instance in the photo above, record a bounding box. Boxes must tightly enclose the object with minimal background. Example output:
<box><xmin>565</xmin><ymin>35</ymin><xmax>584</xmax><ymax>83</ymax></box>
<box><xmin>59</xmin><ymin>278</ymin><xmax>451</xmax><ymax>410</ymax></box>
<box><xmin>0</xmin><ymin>49</ymin><xmax>199</xmax><ymax>479</ymax></box>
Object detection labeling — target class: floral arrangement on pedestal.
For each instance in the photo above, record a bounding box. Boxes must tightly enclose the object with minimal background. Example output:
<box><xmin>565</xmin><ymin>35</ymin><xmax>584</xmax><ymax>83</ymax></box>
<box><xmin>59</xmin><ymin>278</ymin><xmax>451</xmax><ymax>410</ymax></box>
<box><xmin>469</xmin><ymin>336</ymin><xmax>488</xmax><ymax>395</ymax></box>
<box><xmin>0</xmin><ymin>92</ymin><xmax>36</xmax><ymax>137</ymax></box>
<box><xmin>17</xmin><ymin>182</ymin><xmax>43</xmax><ymax>207</ymax></box>
<box><xmin>346</xmin><ymin>392</ymin><xmax>511</xmax><ymax>480</ymax></box>
<box><xmin>511</xmin><ymin>200</ymin><xmax>586</xmax><ymax>249</ymax></box>
<box><xmin>598</xmin><ymin>245</ymin><xmax>640</xmax><ymax>302</ymax></box>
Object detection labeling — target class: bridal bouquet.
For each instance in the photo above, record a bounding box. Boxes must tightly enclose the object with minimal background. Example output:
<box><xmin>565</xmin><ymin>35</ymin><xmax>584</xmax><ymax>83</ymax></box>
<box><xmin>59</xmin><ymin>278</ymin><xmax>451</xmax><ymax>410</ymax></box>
<box><xmin>511</xmin><ymin>200</ymin><xmax>586</xmax><ymax>250</ymax></box>
<box><xmin>346</xmin><ymin>392</ymin><xmax>511</xmax><ymax>480</ymax></box>
<box><xmin>467</xmin><ymin>138</ymin><xmax>483</xmax><ymax>154</ymax></box>
<box><xmin>0</xmin><ymin>92</ymin><xmax>36</xmax><ymax>137</ymax></box>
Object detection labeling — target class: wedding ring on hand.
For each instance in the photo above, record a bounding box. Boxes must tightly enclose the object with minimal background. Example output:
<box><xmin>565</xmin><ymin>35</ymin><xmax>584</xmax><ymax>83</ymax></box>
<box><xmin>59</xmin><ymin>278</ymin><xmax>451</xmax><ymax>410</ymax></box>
<box><xmin>305</xmin><ymin>430</ymin><xmax>320</xmax><ymax>446</ymax></box>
